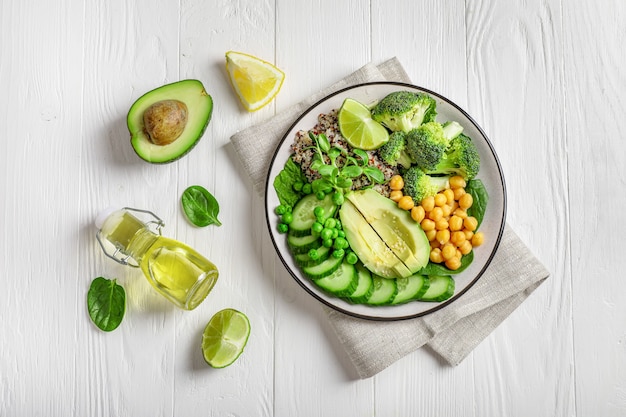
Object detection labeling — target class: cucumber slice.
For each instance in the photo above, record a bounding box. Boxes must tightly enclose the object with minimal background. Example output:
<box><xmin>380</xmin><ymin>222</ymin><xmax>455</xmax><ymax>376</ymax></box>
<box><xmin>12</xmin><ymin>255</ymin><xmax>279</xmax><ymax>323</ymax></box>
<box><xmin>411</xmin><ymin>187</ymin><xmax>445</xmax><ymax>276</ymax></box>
<box><xmin>287</xmin><ymin>233</ymin><xmax>320</xmax><ymax>254</ymax></box>
<box><xmin>289</xmin><ymin>193</ymin><xmax>337</xmax><ymax>236</ymax></box>
<box><xmin>365</xmin><ymin>275</ymin><xmax>398</xmax><ymax>306</ymax></box>
<box><xmin>345</xmin><ymin>263</ymin><xmax>374</xmax><ymax>304</ymax></box>
<box><xmin>294</xmin><ymin>245</ymin><xmax>331</xmax><ymax>267</ymax></box>
<box><xmin>391</xmin><ymin>274</ymin><xmax>430</xmax><ymax>305</ymax></box>
<box><xmin>302</xmin><ymin>254</ymin><xmax>344</xmax><ymax>280</ymax></box>
<box><xmin>314</xmin><ymin>260</ymin><xmax>358</xmax><ymax>297</ymax></box>
<box><xmin>417</xmin><ymin>275</ymin><xmax>455</xmax><ymax>302</ymax></box>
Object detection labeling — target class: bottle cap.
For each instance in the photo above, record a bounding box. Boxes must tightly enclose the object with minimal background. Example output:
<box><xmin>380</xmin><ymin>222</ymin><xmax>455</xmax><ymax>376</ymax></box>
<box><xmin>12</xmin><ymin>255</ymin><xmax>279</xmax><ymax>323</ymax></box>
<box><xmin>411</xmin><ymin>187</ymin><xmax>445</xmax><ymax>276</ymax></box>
<box><xmin>95</xmin><ymin>206</ymin><xmax>120</xmax><ymax>229</ymax></box>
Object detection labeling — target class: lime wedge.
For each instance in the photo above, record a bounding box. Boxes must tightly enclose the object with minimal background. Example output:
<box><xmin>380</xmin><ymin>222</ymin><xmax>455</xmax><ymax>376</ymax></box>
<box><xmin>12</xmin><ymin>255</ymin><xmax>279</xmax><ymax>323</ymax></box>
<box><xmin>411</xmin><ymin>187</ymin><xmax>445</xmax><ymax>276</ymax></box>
<box><xmin>201</xmin><ymin>308</ymin><xmax>251</xmax><ymax>368</ymax></box>
<box><xmin>338</xmin><ymin>98</ymin><xmax>389</xmax><ymax>150</ymax></box>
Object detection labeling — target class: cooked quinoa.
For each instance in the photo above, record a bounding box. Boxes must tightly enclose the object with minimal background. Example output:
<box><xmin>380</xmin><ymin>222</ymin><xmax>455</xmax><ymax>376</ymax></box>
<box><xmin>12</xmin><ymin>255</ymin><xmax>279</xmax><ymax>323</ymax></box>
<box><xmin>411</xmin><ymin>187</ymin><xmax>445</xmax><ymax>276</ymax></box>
<box><xmin>290</xmin><ymin>109</ymin><xmax>398</xmax><ymax>196</ymax></box>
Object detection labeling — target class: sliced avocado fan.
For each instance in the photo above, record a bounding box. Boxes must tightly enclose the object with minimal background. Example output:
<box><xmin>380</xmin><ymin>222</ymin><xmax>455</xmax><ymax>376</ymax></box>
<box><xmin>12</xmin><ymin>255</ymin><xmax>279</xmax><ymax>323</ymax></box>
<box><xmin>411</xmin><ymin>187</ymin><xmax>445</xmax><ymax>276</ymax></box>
<box><xmin>128</xmin><ymin>79</ymin><xmax>213</xmax><ymax>164</ymax></box>
<box><xmin>339</xmin><ymin>189</ymin><xmax>430</xmax><ymax>279</ymax></box>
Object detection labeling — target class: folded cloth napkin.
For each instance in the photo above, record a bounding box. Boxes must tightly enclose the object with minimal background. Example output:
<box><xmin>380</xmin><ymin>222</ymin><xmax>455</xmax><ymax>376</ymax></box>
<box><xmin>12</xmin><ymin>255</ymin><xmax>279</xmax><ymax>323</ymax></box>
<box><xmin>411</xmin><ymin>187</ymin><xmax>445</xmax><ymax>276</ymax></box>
<box><xmin>230</xmin><ymin>57</ymin><xmax>550</xmax><ymax>379</ymax></box>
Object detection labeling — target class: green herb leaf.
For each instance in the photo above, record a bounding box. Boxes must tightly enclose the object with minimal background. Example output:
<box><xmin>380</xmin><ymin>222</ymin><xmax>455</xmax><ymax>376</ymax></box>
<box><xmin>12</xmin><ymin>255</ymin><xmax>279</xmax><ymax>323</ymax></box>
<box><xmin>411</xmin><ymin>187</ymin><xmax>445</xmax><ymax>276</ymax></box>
<box><xmin>273</xmin><ymin>158</ymin><xmax>305</xmax><ymax>207</ymax></box>
<box><xmin>335</xmin><ymin>176</ymin><xmax>353</xmax><ymax>189</ymax></box>
<box><xmin>465</xmin><ymin>179</ymin><xmax>489</xmax><ymax>227</ymax></box>
<box><xmin>317</xmin><ymin>133</ymin><xmax>331</xmax><ymax>152</ymax></box>
<box><xmin>363</xmin><ymin>166</ymin><xmax>384</xmax><ymax>183</ymax></box>
<box><xmin>352</xmin><ymin>149</ymin><xmax>368</xmax><ymax>165</ymax></box>
<box><xmin>318</xmin><ymin>165</ymin><xmax>337</xmax><ymax>178</ymax></box>
<box><xmin>181</xmin><ymin>185</ymin><xmax>222</xmax><ymax>227</ymax></box>
<box><xmin>87</xmin><ymin>277</ymin><xmax>126</xmax><ymax>332</ymax></box>
<box><xmin>341</xmin><ymin>165</ymin><xmax>363</xmax><ymax>178</ymax></box>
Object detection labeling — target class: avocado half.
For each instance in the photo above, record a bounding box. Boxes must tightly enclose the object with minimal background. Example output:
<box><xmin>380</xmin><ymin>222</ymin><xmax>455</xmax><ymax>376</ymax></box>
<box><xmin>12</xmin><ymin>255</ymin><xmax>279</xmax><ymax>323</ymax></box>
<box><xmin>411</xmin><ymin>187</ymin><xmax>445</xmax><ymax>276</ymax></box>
<box><xmin>128</xmin><ymin>79</ymin><xmax>213</xmax><ymax>164</ymax></box>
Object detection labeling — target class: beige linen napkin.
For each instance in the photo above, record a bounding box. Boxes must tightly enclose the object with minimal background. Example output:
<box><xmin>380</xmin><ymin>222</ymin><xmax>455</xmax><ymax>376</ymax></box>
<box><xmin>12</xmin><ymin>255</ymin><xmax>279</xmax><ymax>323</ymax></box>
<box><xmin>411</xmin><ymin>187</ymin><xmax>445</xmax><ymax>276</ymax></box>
<box><xmin>230</xmin><ymin>58</ymin><xmax>549</xmax><ymax>378</ymax></box>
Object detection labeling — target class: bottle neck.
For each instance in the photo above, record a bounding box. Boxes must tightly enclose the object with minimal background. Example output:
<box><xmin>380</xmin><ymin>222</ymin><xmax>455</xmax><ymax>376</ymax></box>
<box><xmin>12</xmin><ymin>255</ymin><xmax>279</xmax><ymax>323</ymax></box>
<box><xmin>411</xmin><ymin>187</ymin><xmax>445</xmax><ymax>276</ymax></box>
<box><xmin>100</xmin><ymin>210</ymin><xmax>159</xmax><ymax>264</ymax></box>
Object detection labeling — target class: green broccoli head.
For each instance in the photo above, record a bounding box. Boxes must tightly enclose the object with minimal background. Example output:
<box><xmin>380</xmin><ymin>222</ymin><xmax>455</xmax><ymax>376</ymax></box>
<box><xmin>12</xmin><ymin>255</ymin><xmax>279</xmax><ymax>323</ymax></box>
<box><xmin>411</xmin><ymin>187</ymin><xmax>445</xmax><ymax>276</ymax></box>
<box><xmin>377</xmin><ymin>131</ymin><xmax>413</xmax><ymax>169</ymax></box>
<box><xmin>402</xmin><ymin>166</ymin><xmax>450</xmax><ymax>202</ymax></box>
<box><xmin>426</xmin><ymin>133</ymin><xmax>481</xmax><ymax>180</ymax></box>
<box><xmin>405</xmin><ymin>122</ymin><xmax>450</xmax><ymax>171</ymax></box>
<box><xmin>370</xmin><ymin>91</ymin><xmax>437</xmax><ymax>133</ymax></box>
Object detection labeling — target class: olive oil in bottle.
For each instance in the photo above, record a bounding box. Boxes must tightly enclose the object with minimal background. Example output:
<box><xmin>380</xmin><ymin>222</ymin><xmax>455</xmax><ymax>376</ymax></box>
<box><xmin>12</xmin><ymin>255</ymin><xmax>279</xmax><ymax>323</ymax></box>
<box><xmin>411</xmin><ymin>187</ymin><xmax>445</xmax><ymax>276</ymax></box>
<box><xmin>95</xmin><ymin>207</ymin><xmax>218</xmax><ymax>310</ymax></box>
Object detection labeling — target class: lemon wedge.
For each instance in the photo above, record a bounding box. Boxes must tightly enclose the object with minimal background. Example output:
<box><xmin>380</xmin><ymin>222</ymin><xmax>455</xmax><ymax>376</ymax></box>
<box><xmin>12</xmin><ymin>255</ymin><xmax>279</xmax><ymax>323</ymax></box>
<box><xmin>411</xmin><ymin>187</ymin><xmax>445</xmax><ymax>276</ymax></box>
<box><xmin>225</xmin><ymin>51</ymin><xmax>285</xmax><ymax>112</ymax></box>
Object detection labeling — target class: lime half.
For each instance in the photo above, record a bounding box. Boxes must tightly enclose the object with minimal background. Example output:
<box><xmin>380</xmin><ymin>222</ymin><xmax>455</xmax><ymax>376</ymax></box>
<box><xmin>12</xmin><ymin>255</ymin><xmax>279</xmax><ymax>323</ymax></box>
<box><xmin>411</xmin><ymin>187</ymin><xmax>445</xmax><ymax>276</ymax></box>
<box><xmin>201</xmin><ymin>308</ymin><xmax>251</xmax><ymax>368</ymax></box>
<box><xmin>338</xmin><ymin>98</ymin><xmax>389</xmax><ymax>150</ymax></box>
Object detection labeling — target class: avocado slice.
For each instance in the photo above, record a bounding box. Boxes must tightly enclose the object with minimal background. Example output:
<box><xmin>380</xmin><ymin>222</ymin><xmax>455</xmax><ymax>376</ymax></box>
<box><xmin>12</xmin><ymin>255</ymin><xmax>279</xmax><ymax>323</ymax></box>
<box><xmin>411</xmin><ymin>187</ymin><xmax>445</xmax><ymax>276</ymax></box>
<box><xmin>339</xmin><ymin>199</ymin><xmax>413</xmax><ymax>279</ymax></box>
<box><xmin>128</xmin><ymin>79</ymin><xmax>213</xmax><ymax>164</ymax></box>
<box><xmin>346</xmin><ymin>189</ymin><xmax>430</xmax><ymax>273</ymax></box>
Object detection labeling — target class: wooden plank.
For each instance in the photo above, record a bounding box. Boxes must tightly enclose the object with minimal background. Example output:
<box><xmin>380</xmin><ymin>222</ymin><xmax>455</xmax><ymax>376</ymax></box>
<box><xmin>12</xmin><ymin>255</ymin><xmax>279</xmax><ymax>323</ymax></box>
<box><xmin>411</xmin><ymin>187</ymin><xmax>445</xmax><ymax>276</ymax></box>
<box><xmin>564</xmin><ymin>1</ymin><xmax>626</xmax><ymax>415</ymax></box>
<box><xmin>464</xmin><ymin>0</ymin><xmax>575</xmax><ymax>416</ymax></box>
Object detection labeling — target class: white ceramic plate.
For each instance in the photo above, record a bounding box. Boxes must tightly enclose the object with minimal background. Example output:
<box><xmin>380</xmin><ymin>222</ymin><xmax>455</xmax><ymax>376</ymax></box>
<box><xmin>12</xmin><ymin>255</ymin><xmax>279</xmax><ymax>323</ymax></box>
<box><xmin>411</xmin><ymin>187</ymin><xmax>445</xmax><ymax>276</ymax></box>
<box><xmin>265</xmin><ymin>82</ymin><xmax>506</xmax><ymax>321</ymax></box>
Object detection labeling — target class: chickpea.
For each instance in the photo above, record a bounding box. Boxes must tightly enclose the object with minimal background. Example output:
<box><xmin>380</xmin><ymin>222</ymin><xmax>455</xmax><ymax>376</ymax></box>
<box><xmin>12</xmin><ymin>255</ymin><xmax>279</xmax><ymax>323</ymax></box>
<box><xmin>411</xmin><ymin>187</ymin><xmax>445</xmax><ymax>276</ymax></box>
<box><xmin>464</xmin><ymin>230</ymin><xmax>474</xmax><ymax>241</ymax></box>
<box><xmin>436</xmin><ymin>229</ymin><xmax>450</xmax><ymax>245</ymax></box>
<box><xmin>430</xmin><ymin>248</ymin><xmax>443</xmax><ymax>263</ymax></box>
<box><xmin>398</xmin><ymin>195</ymin><xmax>415</xmax><ymax>211</ymax></box>
<box><xmin>389</xmin><ymin>175</ymin><xmax>404</xmax><ymax>191</ymax></box>
<box><xmin>435</xmin><ymin>218</ymin><xmax>449</xmax><ymax>231</ymax></box>
<box><xmin>453</xmin><ymin>208</ymin><xmax>468</xmax><ymax>219</ymax></box>
<box><xmin>429</xmin><ymin>206</ymin><xmax>443</xmax><ymax>222</ymax></box>
<box><xmin>450</xmin><ymin>231</ymin><xmax>466</xmax><ymax>246</ymax></box>
<box><xmin>459</xmin><ymin>193</ymin><xmax>473</xmax><ymax>210</ymax></box>
<box><xmin>434</xmin><ymin>193</ymin><xmax>447</xmax><ymax>207</ymax></box>
<box><xmin>421</xmin><ymin>218</ymin><xmax>436</xmax><ymax>232</ymax></box>
<box><xmin>411</xmin><ymin>205</ymin><xmax>425</xmax><ymax>223</ymax></box>
<box><xmin>448</xmin><ymin>215</ymin><xmax>463</xmax><ymax>231</ymax></box>
<box><xmin>389</xmin><ymin>190</ymin><xmax>403</xmax><ymax>202</ymax></box>
<box><xmin>464</xmin><ymin>216</ymin><xmax>478</xmax><ymax>232</ymax></box>
<box><xmin>430</xmin><ymin>239</ymin><xmax>441</xmax><ymax>249</ymax></box>
<box><xmin>425</xmin><ymin>229</ymin><xmax>437</xmax><ymax>241</ymax></box>
<box><xmin>471</xmin><ymin>231</ymin><xmax>485</xmax><ymax>247</ymax></box>
<box><xmin>459</xmin><ymin>240</ymin><xmax>473</xmax><ymax>255</ymax></box>
<box><xmin>443</xmin><ymin>188</ymin><xmax>455</xmax><ymax>205</ymax></box>
<box><xmin>441</xmin><ymin>243</ymin><xmax>457</xmax><ymax>261</ymax></box>
<box><xmin>441</xmin><ymin>204</ymin><xmax>452</xmax><ymax>218</ymax></box>
<box><xmin>445</xmin><ymin>257</ymin><xmax>462</xmax><ymax>271</ymax></box>
<box><xmin>421</xmin><ymin>196</ymin><xmax>435</xmax><ymax>212</ymax></box>
<box><xmin>453</xmin><ymin>187</ymin><xmax>466</xmax><ymax>200</ymax></box>
<box><xmin>449</xmin><ymin>175</ymin><xmax>466</xmax><ymax>189</ymax></box>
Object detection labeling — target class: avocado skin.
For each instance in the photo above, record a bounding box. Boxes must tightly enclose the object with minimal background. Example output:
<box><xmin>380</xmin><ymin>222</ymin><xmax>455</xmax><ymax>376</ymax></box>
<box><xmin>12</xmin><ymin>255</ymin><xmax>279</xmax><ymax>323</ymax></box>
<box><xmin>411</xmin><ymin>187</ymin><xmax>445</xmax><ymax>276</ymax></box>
<box><xmin>128</xmin><ymin>79</ymin><xmax>213</xmax><ymax>164</ymax></box>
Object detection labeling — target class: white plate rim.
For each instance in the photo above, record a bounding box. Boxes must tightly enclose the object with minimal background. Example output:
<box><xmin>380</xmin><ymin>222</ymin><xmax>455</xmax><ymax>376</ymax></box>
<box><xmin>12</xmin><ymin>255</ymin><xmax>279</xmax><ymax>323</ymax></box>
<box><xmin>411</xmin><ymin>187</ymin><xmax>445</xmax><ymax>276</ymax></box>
<box><xmin>264</xmin><ymin>81</ymin><xmax>507</xmax><ymax>321</ymax></box>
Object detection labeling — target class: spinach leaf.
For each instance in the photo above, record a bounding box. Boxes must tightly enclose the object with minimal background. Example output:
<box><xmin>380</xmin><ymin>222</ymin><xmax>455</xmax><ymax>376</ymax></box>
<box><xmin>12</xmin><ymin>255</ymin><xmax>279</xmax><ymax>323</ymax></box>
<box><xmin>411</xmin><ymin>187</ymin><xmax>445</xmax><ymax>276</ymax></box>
<box><xmin>465</xmin><ymin>179</ymin><xmax>489</xmax><ymax>227</ymax></box>
<box><xmin>181</xmin><ymin>185</ymin><xmax>222</xmax><ymax>227</ymax></box>
<box><xmin>87</xmin><ymin>277</ymin><xmax>126</xmax><ymax>332</ymax></box>
<box><xmin>273</xmin><ymin>158</ymin><xmax>305</xmax><ymax>208</ymax></box>
<box><xmin>418</xmin><ymin>251</ymin><xmax>474</xmax><ymax>276</ymax></box>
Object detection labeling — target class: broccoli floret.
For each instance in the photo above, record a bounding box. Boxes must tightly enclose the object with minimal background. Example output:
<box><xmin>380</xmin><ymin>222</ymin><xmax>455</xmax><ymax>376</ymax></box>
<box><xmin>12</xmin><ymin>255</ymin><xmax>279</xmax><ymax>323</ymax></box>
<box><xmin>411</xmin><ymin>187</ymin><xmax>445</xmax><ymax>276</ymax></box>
<box><xmin>405</xmin><ymin>122</ymin><xmax>449</xmax><ymax>171</ymax></box>
<box><xmin>402</xmin><ymin>166</ymin><xmax>450</xmax><ymax>202</ymax></box>
<box><xmin>370</xmin><ymin>91</ymin><xmax>437</xmax><ymax>133</ymax></box>
<box><xmin>377</xmin><ymin>131</ymin><xmax>413</xmax><ymax>169</ymax></box>
<box><xmin>425</xmin><ymin>133</ymin><xmax>480</xmax><ymax>180</ymax></box>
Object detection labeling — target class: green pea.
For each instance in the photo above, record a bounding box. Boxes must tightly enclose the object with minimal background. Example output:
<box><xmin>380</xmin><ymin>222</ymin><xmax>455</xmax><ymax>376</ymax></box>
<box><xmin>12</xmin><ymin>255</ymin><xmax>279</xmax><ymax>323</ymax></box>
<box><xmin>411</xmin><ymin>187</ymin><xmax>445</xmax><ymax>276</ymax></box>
<box><xmin>320</xmin><ymin>228</ymin><xmax>333</xmax><ymax>241</ymax></box>
<box><xmin>293</xmin><ymin>181</ymin><xmax>304</xmax><ymax>192</ymax></box>
<box><xmin>275</xmin><ymin>205</ymin><xmax>287</xmax><ymax>215</ymax></box>
<box><xmin>277</xmin><ymin>223</ymin><xmax>289</xmax><ymax>234</ymax></box>
<box><xmin>311</xmin><ymin>221</ymin><xmax>323</xmax><ymax>234</ymax></box>
<box><xmin>302</xmin><ymin>183</ymin><xmax>312</xmax><ymax>194</ymax></box>
<box><xmin>332</xmin><ymin>249</ymin><xmax>345</xmax><ymax>259</ymax></box>
<box><xmin>333</xmin><ymin>237</ymin><xmax>348</xmax><ymax>250</ymax></box>
<box><xmin>346</xmin><ymin>251</ymin><xmax>358</xmax><ymax>264</ymax></box>
<box><xmin>332</xmin><ymin>192</ymin><xmax>344</xmax><ymax>205</ymax></box>
<box><xmin>331</xmin><ymin>228</ymin><xmax>339</xmax><ymax>239</ymax></box>
<box><xmin>337</xmin><ymin>230</ymin><xmax>346</xmax><ymax>238</ymax></box>
<box><xmin>322</xmin><ymin>238</ymin><xmax>334</xmax><ymax>248</ymax></box>
<box><xmin>313</xmin><ymin>206</ymin><xmax>325</xmax><ymax>219</ymax></box>
<box><xmin>324</xmin><ymin>218</ymin><xmax>336</xmax><ymax>229</ymax></box>
<box><xmin>281</xmin><ymin>212</ymin><xmax>294</xmax><ymax>224</ymax></box>
<box><xmin>315</xmin><ymin>191</ymin><xmax>326</xmax><ymax>200</ymax></box>
<box><xmin>308</xmin><ymin>248</ymin><xmax>320</xmax><ymax>260</ymax></box>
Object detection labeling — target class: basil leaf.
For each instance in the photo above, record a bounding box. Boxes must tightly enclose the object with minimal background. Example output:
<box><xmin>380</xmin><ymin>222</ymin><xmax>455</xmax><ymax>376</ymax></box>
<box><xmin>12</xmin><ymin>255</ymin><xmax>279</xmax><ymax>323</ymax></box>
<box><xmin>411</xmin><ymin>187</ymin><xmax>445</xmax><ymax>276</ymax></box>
<box><xmin>465</xmin><ymin>179</ymin><xmax>489</xmax><ymax>227</ymax></box>
<box><xmin>181</xmin><ymin>185</ymin><xmax>222</xmax><ymax>227</ymax></box>
<box><xmin>87</xmin><ymin>277</ymin><xmax>126</xmax><ymax>332</ymax></box>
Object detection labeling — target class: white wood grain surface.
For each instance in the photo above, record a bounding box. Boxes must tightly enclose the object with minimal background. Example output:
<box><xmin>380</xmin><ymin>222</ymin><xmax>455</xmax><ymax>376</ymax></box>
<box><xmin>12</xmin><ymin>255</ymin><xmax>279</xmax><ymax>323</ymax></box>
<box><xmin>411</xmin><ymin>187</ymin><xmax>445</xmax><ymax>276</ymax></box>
<box><xmin>1</xmin><ymin>0</ymin><xmax>625</xmax><ymax>416</ymax></box>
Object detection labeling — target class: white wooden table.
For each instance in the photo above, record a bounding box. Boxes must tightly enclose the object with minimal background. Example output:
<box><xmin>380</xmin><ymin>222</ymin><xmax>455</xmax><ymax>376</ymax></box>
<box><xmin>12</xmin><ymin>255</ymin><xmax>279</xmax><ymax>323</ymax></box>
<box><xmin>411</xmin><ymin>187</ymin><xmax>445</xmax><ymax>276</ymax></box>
<box><xmin>2</xmin><ymin>1</ymin><xmax>625</xmax><ymax>415</ymax></box>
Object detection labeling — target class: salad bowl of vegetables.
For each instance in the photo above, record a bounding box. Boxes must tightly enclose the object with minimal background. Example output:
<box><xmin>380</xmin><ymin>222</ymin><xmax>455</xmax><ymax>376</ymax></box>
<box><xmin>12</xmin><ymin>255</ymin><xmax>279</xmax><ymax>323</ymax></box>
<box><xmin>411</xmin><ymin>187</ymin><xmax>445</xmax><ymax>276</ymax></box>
<box><xmin>265</xmin><ymin>82</ymin><xmax>506</xmax><ymax>321</ymax></box>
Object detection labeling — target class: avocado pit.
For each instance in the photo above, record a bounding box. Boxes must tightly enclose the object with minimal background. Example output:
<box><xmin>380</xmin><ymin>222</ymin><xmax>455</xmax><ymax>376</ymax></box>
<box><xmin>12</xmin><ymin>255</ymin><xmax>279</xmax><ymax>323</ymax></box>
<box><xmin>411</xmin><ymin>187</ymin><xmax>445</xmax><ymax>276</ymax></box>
<box><xmin>143</xmin><ymin>99</ymin><xmax>188</xmax><ymax>146</ymax></box>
